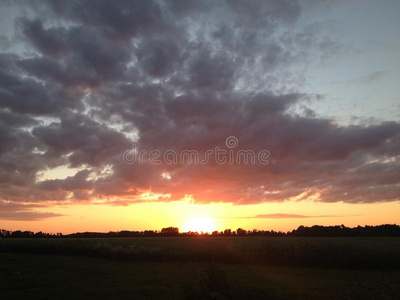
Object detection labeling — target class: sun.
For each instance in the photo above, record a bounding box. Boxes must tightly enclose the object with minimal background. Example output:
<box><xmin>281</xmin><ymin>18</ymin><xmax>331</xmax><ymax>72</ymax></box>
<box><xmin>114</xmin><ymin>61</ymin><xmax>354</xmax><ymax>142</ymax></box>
<box><xmin>184</xmin><ymin>216</ymin><xmax>216</xmax><ymax>233</ymax></box>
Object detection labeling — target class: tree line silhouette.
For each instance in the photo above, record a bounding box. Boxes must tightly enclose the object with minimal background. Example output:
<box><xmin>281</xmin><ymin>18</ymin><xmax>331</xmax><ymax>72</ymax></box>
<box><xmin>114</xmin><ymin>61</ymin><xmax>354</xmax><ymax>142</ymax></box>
<box><xmin>1</xmin><ymin>224</ymin><xmax>399</xmax><ymax>238</ymax></box>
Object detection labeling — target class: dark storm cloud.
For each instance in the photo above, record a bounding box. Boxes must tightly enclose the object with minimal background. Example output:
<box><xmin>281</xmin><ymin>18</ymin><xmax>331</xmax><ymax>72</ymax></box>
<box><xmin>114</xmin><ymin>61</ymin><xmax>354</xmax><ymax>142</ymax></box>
<box><xmin>0</xmin><ymin>0</ymin><xmax>399</xmax><ymax>216</ymax></box>
<box><xmin>136</xmin><ymin>37</ymin><xmax>184</xmax><ymax>78</ymax></box>
<box><xmin>47</xmin><ymin>0</ymin><xmax>169</xmax><ymax>39</ymax></box>
<box><xmin>0</xmin><ymin>53</ymin><xmax>82</xmax><ymax>114</ymax></box>
<box><xmin>32</xmin><ymin>113</ymin><xmax>132</xmax><ymax>167</ymax></box>
<box><xmin>19</xmin><ymin>18</ymin><xmax>133</xmax><ymax>87</ymax></box>
<box><xmin>19</xmin><ymin>18</ymin><xmax>69</xmax><ymax>56</ymax></box>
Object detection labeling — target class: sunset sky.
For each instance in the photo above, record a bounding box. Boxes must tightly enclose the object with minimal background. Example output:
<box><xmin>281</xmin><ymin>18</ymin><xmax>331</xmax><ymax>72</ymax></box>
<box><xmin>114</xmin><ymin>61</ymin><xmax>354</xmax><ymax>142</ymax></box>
<box><xmin>0</xmin><ymin>0</ymin><xmax>399</xmax><ymax>234</ymax></box>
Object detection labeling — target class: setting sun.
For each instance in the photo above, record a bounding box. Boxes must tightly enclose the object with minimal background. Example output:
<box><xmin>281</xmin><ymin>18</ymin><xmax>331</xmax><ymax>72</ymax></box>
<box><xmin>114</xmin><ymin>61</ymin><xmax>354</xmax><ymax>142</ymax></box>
<box><xmin>184</xmin><ymin>217</ymin><xmax>216</xmax><ymax>233</ymax></box>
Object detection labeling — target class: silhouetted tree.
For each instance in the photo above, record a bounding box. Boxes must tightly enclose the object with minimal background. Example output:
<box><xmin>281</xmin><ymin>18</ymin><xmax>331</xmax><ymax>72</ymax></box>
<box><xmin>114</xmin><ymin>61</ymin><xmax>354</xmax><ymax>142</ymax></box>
<box><xmin>1</xmin><ymin>224</ymin><xmax>399</xmax><ymax>239</ymax></box>
<box><xmin>161</xmin><ymin>227</ymin><xmax>179</xmax><ymax>236</ymax></box>
<box><xmin>223</xmin><ymin>229</ymin><xmax>232</xmax><ymax>236</ymax></box>
<box><xmin>236</xmin><ymin>228</ymin><xmax>247</xmax><ymax>236</ymax></box>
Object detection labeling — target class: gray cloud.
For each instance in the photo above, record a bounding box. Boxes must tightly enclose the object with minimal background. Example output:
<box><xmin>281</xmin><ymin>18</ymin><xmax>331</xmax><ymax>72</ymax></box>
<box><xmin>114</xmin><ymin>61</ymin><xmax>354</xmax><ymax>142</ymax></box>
<box><xmin>0</xmin><ymin>211</ymin><xmax>64</xmax><ymax>221</ymax></box>
<box><xmin>0</xmin><ymin>200</ymin><xmax>64</xmax><ymax>220</ymax></box>
<box><xmin>240</xmin><ymin>214</ymin><xmax>342</xmax><ymax>219</ymax></box>
<box><xmin>347</xmin><ymin>71</ymin><xmax>386</xmax><ymax>85</ymax></box>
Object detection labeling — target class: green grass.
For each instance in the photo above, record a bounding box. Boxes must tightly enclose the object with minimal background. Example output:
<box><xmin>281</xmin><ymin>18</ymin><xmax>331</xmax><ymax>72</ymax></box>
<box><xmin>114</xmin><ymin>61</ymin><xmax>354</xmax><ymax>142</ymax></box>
<box><xmin>1</xmin><ymin>252</ymin><xmax>399</xmax><ymax>299</ymax></box>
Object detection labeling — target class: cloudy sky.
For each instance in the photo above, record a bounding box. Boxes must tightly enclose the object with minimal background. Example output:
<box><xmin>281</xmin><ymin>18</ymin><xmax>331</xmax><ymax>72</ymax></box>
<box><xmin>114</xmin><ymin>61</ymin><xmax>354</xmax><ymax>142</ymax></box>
<box><xmin>0</xmin><ymin>0</ymin><xmax>399</xmax><ymax>233</ymax></box>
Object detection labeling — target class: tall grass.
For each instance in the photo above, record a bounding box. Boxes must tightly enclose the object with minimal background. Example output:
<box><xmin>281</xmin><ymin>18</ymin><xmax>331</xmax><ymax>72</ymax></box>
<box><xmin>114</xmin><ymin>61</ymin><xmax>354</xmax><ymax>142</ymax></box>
<box><xmin>1</xmin><ymin>237</ymin><xmax>399</xmax><ymax>270</ymax></box>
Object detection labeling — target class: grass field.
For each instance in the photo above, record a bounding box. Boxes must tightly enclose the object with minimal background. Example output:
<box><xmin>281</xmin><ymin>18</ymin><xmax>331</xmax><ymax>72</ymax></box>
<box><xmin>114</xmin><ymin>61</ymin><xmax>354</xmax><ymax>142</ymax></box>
<box><xmin>1</xmin><ymin>237</ymin><xmax>400</xmax><ymax>299</ymax></box>
<box><xmin>1</xmin><ymin>237</ymin><xmax>400</xmax><ymax>269</ymax></box>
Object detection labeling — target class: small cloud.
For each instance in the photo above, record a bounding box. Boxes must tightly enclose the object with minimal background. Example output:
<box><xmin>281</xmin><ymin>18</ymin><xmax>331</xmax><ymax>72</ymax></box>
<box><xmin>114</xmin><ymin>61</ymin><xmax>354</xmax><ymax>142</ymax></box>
<box><xmin>239</xmin><ymin>213</ymin><xmax>341</xmax><ymax>219</ymax></box>
<box><xmin>347</xmin><ymin>71</ymin><xmax>386</xmax><ymax>85</ymax></box>
<box><xmin>0</xmin><ymin>211</ymin><xmax>64</xmax><ymax>221</ymax></box>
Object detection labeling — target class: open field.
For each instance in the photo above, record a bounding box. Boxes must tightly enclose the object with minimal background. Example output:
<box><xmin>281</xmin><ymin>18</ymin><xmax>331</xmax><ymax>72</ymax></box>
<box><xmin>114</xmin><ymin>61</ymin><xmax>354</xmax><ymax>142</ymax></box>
<box><xmin>1</xmin><ymin>252</ymin><xmax>400</xmax><ymax>299</ymax></box>
<box><xmin>1</xmin><ymin>237</ymin><xmax>400</xmax><ymax>269</ymax></box>
<box><xmin>1</xmin><ymin>237</ymin><xmax>400</xmax><ymax>299</ymax></box>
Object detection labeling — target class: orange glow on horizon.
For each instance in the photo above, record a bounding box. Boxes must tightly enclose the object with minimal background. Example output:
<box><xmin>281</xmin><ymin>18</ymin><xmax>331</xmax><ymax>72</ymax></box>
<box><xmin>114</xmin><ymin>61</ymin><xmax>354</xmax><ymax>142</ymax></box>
<box><xmin>1</xmin><ymin>200</ymin><xmax>399</xmax><ymax>235</ymax></box>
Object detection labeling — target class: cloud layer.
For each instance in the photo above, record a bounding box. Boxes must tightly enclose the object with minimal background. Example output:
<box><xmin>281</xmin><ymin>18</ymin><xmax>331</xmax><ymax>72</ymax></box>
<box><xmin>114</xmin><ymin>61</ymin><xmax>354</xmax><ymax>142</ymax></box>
<box><xmin>0</xmin><ymin>0</ymin><xmax>399</xmax><ymax>219</ymax></box>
